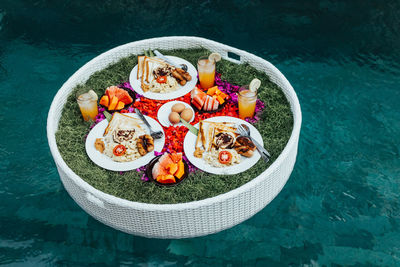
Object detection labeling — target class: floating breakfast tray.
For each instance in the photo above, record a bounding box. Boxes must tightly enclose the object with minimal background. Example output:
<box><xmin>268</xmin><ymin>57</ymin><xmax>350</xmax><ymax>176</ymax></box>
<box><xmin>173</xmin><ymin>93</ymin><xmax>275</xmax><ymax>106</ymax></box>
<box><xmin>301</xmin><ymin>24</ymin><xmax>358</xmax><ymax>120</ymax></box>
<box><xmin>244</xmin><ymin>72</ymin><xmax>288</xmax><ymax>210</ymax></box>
<box><xmin>47</xmin><ymin>36</ymin><xmax>302</xmax><ymax>239</ymax></box>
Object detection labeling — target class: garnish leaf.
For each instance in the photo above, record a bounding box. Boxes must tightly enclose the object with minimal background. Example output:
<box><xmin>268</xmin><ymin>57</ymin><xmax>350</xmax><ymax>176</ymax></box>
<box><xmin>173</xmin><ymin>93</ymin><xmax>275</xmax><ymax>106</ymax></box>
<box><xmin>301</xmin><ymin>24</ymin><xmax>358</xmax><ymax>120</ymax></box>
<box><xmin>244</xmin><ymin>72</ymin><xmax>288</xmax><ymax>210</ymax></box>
<box><xmin>104</xmin><ymin>110</ymin><xmax>112</xmax><ymax>122</ymax></box>
<box><xmin>180</xmin><ymin>118</ymin><xmax>198</xmax><ymax>136</ymax></box>
<box><xmin>149</xmin><ymin>49</ymin><xmax>155</xmax><ymax>57</ymax></box>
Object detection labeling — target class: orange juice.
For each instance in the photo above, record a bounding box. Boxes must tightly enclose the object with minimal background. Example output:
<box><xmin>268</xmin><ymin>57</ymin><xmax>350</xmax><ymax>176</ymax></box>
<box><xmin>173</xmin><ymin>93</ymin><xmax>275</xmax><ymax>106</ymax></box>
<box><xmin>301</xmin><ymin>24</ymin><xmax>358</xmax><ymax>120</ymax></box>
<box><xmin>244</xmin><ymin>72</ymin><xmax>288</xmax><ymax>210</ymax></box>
<box><xmin>197</xmin><ymin>57</ymin><xmax>215</xmax><ymax>89</ymax></box>
<box><xmin>77</xmin><ymin>91</ymin><xmax>98</xmax><ymax>121</ymax></box>
<box><xmin>238</xmin><ymin>88</ymin><xmax>257</xmax><ymax>119</ymax></box>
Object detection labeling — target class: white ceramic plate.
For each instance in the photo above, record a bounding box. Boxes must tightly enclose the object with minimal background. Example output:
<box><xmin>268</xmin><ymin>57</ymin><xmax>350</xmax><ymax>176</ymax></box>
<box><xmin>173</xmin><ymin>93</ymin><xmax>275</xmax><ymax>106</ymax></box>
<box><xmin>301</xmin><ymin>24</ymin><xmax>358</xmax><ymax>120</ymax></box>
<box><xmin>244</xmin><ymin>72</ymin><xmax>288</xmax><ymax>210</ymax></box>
<box><xmin>85</xmin><ymin>113</ymin><xmax>165</xmax><ymax>171</ymax></box>
<box><xmin>129</xmin><ymin>56</ymin><xmax>198</xmax><ymax>100</ymax></box>
<box><xmin>183</xmin><ymin>116</ymin><xmax>263</xmax><ymax>175</ymax></box>
<box><xmin>157</xmin><ymin>101</ymin><xmax>195</xmax><ymax>127</ymax></box>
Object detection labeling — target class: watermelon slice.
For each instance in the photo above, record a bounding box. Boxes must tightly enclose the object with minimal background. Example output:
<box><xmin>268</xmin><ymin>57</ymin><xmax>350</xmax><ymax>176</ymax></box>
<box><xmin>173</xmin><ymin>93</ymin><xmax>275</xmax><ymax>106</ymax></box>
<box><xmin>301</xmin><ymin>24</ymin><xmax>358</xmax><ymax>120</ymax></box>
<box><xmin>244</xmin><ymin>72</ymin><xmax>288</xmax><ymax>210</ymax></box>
<box><xmin>105</xmin><ymin>86</ymin><xmax>119</xmax><ymax>100</ymax></box>
<box><xmin>115</xmin><ymin>89</ymin><xmax>133</xmax><ymax>104</ymax></box>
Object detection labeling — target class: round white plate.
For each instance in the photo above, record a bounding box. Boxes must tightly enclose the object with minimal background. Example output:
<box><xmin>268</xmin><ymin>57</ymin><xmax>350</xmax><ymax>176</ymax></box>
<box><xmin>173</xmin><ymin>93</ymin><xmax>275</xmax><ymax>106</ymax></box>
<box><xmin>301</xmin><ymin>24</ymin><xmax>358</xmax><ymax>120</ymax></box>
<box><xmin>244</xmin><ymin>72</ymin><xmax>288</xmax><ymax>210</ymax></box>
<box><xmin>157</xmin><ymin>101</ymin><xmax>195</xmax><ymax>127</ymax></box>
<box><xmin>85</xmin><ymin>113</ymin><xmax>165</xmax><ymax>171</ymax></box>
<box><xmin>183</xmin><ymin>116</ymin><xmax>263</xmax><ymax>175</ymax></box>
<box><xmin>129</xmin><ymin>56</ymin><xmax>198</xmax><ymax>100</ymax></box>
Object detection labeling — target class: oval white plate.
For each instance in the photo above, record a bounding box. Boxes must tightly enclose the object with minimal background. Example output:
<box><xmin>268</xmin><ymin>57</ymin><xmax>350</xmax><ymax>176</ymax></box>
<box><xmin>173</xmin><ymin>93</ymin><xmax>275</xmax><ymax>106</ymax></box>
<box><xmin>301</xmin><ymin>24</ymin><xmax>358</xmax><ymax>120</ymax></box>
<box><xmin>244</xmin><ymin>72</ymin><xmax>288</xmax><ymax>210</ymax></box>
<box><xmin>85</xmin><ymin>113</ymin><xmax>165</xmax><ymax>171</ymax></box>
<box><xmin>157</xmin><ymin>101</ymin><xmax>195</xmax><ymax>127</ymax></box>
<box><xmin>129</xmin><ymin>56</ymin><xmax>198</xmax><ymax>100</ymax></box>
<box><xmin>183</xmin><ymin>116</ymin><xmax>263</xmax><ymax>175</ymax></box>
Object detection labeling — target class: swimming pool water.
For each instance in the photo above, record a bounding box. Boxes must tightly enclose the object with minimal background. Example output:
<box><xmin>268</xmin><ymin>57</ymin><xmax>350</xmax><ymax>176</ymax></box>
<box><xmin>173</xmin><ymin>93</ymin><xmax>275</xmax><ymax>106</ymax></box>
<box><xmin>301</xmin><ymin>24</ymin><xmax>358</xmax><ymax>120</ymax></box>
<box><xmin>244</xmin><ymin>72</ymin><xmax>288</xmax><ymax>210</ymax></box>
<box><xmin>0</xmin><ymin>1</ymin><xmax>399</xmax><ymax>265</ymax></box>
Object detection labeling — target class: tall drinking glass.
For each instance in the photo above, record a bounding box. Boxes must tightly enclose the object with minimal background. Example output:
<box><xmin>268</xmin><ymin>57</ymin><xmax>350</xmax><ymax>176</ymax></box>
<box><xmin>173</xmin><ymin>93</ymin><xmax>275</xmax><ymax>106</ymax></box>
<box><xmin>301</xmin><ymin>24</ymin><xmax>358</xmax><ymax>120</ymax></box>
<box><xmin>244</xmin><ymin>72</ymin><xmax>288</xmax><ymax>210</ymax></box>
<box><xmin>238</xmin><ymin>85</ymin><xmax>257</xmax><ymax>119</ymax></box>
<box><xmin>197</xmin><ymin>56</ymin><xmax>215</xmax><ymax>89</ymax></box>
<box><xmin>76</xmin><ymin>89</ymin><xmax>98</xmax><ymax>121</ymax></box>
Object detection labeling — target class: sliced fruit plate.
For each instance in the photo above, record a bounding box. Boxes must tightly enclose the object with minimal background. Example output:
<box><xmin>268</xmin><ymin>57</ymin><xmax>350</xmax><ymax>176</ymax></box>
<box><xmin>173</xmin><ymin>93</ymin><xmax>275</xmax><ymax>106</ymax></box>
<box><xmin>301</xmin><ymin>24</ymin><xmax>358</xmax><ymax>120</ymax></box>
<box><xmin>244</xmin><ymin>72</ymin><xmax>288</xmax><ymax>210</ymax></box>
<box><xmin>146</xmin><ymin>153</ymin><xmax>189</xmax><ymax>186</ymax></box>
<box><xmin>99</xmin><ymin>86</ymin><xmax>135</xmax><ymax>112</ymax></box>
<box><xmin>190</xmin><ymin>86</ymin><xmax>228</xmax><ymax>114</ymax></box>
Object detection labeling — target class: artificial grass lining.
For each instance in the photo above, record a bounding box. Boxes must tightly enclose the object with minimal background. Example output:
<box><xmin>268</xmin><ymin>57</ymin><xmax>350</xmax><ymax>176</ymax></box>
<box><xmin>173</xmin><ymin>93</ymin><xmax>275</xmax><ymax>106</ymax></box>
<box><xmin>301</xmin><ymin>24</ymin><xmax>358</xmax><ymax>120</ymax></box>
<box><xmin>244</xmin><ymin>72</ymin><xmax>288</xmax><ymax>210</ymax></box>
<box><xmin>55</xmin><ymin>48</ymin><xmax>293</xmax><ymax>204</ymax></box>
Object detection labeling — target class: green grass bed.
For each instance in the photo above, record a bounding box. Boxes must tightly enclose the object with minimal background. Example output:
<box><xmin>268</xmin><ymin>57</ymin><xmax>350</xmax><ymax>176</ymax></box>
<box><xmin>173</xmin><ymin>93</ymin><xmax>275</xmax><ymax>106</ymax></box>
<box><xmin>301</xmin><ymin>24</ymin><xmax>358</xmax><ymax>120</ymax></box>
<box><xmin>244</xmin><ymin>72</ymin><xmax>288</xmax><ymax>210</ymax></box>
<box><xmin>55</xmin><ymin>48</ymin><xmax>293</xmax><ymax>204</ymax></box>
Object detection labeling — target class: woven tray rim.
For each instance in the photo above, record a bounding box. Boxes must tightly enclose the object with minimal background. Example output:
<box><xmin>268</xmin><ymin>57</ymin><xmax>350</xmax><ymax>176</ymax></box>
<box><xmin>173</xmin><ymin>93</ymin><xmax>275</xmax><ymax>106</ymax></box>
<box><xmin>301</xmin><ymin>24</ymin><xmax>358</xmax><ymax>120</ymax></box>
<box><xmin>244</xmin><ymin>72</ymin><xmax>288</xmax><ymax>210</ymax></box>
<box><xmin>47</xmin><ymin>36</ymin><xmax>302</xmax><ymax>211</ymax></box>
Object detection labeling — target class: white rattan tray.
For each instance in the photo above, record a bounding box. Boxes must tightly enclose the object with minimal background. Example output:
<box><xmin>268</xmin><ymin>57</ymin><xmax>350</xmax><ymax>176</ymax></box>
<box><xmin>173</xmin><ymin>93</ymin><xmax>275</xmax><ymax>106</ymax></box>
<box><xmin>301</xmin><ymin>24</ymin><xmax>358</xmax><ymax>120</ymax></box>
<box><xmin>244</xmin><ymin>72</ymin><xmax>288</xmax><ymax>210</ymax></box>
<box><xmin>47</xmin><ymin>36</ymin><xmax>302</xmax><ymax>239</ymax></box>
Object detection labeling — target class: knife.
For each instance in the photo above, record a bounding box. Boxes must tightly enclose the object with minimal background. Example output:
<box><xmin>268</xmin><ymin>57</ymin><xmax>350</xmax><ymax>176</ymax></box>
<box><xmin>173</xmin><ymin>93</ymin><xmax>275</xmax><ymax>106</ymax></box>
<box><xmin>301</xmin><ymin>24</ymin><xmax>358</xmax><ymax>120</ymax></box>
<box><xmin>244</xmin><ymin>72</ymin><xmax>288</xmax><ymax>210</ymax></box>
<box><xmin>153</xmin><ymin>50</ymin><xmax>179</xmax><ymax>68</ymax></box>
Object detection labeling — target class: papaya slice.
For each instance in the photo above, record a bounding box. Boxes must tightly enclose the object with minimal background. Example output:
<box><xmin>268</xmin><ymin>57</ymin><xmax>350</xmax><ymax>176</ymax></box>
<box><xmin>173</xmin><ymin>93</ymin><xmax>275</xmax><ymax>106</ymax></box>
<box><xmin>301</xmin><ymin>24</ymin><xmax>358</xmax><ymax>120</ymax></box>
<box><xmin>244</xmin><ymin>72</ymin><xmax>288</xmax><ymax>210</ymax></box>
<box><xmin>108</xmin><ymin>96</ymin><xmax>119</xmax><ymax>110</ymax></box>
<box><xmin>219</xmin><ymin>92</ymin><xmax>228</xmax><ymax>99</ymax></box>
<box><xmin>99</xmin><ymin>95</ymin><xmax>109</xmax><ymax>107</ymax></box>
<box><xmin>174</xmin><ymin>160</ymin><xmax>185</xmax><ymax>179</ymax></box>
<box><xmin>166</xmin><ymin>163</ymin><xmax>178</xmax><ymax>175</ymax></box>
<box><xmin>116</xmin><ymin>101</ymin><xmax>125</xmax><ymax>110</ymax></box>
<box><xmin>207</xmin><ymin>86</ymin><xmax>218</xmax><ymax>95</ymax></box>
<box><xmin>157</xmin><ymin>174</ymin><xmax>176</xmax><ymax>184</ymax></box>
<box><xmin>216</xmin><ymin>95</ymin><xmax>225</xmax><ymax>105</ymax></box>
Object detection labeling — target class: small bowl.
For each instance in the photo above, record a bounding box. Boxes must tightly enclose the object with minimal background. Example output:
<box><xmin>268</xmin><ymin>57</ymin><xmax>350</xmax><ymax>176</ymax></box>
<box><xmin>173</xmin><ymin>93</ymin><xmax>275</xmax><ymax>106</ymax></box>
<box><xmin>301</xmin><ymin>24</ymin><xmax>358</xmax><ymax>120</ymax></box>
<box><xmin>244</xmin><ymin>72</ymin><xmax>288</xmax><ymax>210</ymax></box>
<box><xmin>191</xmin><ymin>100</ymin><xmax>227</xmax><ymax>114</ymax></box>
<box><xmin>146</xmin><ymin>155</ymin><xmax>189</xmax><ymax>187</ymax></box>
<box><xmin>99</xmin><ymin>87</ymin><xmax>136</xmax><ymax>112</ymax></box>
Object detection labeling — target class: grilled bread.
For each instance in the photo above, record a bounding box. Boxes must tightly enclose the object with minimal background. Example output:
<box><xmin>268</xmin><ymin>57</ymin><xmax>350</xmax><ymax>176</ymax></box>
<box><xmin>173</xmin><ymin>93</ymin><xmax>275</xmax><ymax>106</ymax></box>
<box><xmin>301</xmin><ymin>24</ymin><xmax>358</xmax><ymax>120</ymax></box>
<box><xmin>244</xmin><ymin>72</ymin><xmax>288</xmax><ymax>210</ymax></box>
<box><xmin>103</xmin><ymin>112</ymin><xmax>144</xmax><ymax>136</ymax></box>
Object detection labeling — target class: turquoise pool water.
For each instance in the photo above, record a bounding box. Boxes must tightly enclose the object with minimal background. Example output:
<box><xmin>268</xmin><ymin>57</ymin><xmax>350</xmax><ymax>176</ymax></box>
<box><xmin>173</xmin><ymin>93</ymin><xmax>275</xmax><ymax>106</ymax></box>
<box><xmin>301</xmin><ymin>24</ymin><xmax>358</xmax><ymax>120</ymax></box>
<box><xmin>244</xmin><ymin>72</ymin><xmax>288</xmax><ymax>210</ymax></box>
<box><xmin>1</xmin><ymin>1</ymin><xmax>399</xmax><ymax>265</ymax></box>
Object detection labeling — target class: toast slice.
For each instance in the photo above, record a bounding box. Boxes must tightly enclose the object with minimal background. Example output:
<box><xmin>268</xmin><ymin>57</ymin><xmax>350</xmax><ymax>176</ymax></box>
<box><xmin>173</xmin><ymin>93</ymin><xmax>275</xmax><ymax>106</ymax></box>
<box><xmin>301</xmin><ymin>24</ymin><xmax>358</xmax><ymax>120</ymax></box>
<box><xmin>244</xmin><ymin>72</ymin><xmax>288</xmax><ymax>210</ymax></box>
<box><xmin>140</xmin><ymin>57</ymin><xmax>167</xmax><ymax>88</ymax></box>
<box><xmin>195</xmin><ymin>121</ymin><xmax>238</xmax><ymax>152</ymax></box>
<box><xmin>137</xmin><ymin>56</ymin><xmax>146</xmax><ymax>80</ymax></box>
<box><xmin>201</xmin><ymin>121</ymin><xmax>216</xmax><ymax>152</ymax></box>
<box><xmin>103</xmin><ymin>112</ymin><xmax>144</xmax><ymax>136</ymax></box>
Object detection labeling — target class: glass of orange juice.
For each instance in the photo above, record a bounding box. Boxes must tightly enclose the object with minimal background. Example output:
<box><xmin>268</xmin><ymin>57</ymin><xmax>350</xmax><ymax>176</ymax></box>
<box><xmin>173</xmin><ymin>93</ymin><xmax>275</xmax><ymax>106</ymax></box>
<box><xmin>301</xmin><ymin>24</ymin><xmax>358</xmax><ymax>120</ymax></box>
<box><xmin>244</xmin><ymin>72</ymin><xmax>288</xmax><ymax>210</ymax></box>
<box><xmin>197</xmin><ymin>56</ymin><xmax>215</xmax><ymax>89</ymax></box>
<box><xmin>76</xmin><ymin>89</ymin><xmax>98</xmax><ymax>121</ymax></box>
<box><xmin>238</xmin><ymin>85</ymin><xmax>257</xmax><ymax>119</ymax></box>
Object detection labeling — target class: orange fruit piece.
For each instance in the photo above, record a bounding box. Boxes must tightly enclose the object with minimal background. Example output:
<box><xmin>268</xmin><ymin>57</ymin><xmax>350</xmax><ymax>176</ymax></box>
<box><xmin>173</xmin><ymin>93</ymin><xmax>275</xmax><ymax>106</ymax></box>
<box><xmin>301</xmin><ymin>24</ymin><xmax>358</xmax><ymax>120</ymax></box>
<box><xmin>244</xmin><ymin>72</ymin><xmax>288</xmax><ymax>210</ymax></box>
<box><xmin>108</xmin><ymin>96</ymin><xmax>119</xmax><ymax>110</ymax></box>
<box><xmin>99</xmin><ymin>95</ymin><xmax>109</xmax><ymax>107</ymax></box>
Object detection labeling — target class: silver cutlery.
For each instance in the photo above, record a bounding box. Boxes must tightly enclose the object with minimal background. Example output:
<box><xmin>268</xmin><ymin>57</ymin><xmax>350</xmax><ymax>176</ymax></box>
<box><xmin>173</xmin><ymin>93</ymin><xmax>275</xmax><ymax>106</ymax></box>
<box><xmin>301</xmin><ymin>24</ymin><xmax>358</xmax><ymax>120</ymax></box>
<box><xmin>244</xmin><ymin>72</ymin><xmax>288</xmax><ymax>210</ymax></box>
<box><xmin>237</xmin><ymin>123</ymin><xmax>270</xmax><ymax>163</ymax></box>
<box><xmin>135</xmin><ymin>108</ymin><xmax>164</xmax><ymax>139</ymax></box>
<box><xmin>153</xmin><ymin>50</ymin><xmax>188</xmax><ymax>71</ymax></box>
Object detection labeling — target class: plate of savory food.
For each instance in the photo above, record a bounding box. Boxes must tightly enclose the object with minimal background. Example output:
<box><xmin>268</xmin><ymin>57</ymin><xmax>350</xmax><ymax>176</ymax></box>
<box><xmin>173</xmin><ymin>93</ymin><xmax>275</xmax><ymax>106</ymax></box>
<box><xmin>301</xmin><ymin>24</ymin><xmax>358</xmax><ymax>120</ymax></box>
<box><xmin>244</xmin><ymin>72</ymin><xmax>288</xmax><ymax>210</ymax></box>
<box><xmin>86</xmin><ymin>112</ymin><xmax>165</xmax><ymax>171</ymax></box>
<box><xmin>183</xmin><ymin>116</ymin><xmax>262</xmax><ymax>175</ymax></box>
<box><xmin>129</xmin><ymin>55</ymin><xmax>197</xmax><ymax>100</ymax></box>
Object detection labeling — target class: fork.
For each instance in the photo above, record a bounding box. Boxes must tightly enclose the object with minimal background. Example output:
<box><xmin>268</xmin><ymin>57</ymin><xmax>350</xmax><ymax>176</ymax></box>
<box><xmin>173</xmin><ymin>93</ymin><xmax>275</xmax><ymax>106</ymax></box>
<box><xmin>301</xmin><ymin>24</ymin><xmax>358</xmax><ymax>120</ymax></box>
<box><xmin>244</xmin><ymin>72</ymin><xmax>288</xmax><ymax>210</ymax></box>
<box><xmin>135</xmin><ymin>108</ymin><xmax>164</xmax><ymax>139</ymax></box>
